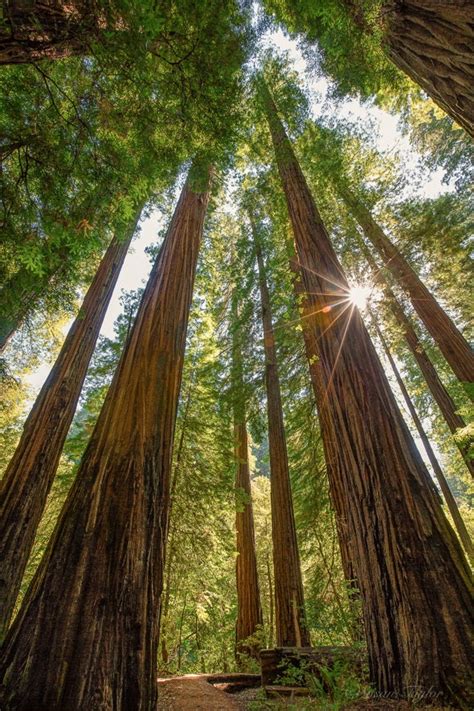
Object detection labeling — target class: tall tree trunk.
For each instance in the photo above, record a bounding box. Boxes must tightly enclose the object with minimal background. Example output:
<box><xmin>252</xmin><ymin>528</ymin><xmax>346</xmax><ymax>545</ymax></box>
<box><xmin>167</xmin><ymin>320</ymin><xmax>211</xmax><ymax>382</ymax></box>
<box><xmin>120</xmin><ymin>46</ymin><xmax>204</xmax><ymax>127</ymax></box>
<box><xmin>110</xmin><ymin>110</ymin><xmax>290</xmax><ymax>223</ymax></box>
<box><xmin>253</xmin><ymin>230</ymin><xmax>309</xmax><ymax>647</ymax></box>
<box><xmin>382</xmin><ymin>0</ymin><xmax>474</xmax><ymax>137</ymax></box>
<box><xmin>372</xmin><ymin>317</ymin><xmax>474</xmax><ymax>564</ymax></box>
<box><xmin>234</xmin><ymin>417</ymin><xmax>263</xmax><ymax>660</ymax></box>
<box><xmin>231</xmin><ymin>292</ymin><xmax>263</xmax><ymax>661</ymax></box>
<box><xmin>343</xmin><ymin>0</ymin><xmax>474</xmax><ymax>136</ymax></box>
<box><xmin>288</xmin><ymin>250</ymin><xmax>364</xmax><ymax>642</ymax></box>
<box><xmin>360</xmin><ymin>240</ymin><xmax>474</xmax><ymax>478</ymax></box>
<box><xmin>262</xmin><ymin>82</ymin><xmax>474</xmax><ymax>707</ymax></box>
<box><xmin>0</xmin><ymin>168</ymin><xmax>210</xmax><ymax>711</ymax></box>
<box><xmin>337</xmin><ymin>183</ymin><xmax>474</xmax><ymax>389</ymax></box>
<box><xmin>0</xmin><ymin>206</ymin><xmax>142</xmax><ymax>639</ymax></box>
<box><xmin>0</xmin><ymin>0</ymin><xmax>103</xmax><ymax>64</ymax></box>
<box><xmin>287</xmin><ymin>251</ymin><xmax>356</xmax><ymax>587</ymax></box>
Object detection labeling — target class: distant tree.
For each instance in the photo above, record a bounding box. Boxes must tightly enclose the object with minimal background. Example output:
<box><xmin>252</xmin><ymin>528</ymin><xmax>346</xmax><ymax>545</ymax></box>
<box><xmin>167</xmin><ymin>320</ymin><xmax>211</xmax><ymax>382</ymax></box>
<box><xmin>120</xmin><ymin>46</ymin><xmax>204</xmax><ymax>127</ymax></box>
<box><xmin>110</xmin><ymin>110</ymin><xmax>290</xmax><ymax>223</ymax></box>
<box><xmin>251</xmin><ymin>217</ymin><xmax>309</xmax><ymax>647</ymax></box>
<box><xmin>359</xmin><ymin>240</ymin><xmax>473</xmax><ymax>479</ymax></box>
<box><xmin>369</xmin><ymin>314</ymin><xmax>473</xmax><ymax>563</ymax></box>
<box><xmin>230</xmin><ymin>288</ymin><xmax>263</xmax><ymax>661</ymax></box>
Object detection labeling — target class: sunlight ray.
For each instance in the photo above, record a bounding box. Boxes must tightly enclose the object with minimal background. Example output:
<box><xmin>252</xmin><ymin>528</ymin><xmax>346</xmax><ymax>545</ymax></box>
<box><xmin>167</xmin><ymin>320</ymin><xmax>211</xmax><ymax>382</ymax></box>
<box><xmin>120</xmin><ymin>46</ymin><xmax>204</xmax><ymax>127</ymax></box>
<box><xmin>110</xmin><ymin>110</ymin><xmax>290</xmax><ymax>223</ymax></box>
<box><xmin>322</xmin><ymin>303</ymin><xmax>356</xmax><ymax>404</ymax></box>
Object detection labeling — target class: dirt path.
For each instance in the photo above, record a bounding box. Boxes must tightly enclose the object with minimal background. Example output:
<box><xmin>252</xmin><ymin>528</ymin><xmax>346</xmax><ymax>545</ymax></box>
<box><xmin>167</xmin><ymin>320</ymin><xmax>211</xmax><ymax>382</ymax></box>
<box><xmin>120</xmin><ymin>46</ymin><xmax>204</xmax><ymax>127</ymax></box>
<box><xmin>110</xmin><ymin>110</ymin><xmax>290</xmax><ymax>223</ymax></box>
<box><xmin>158</xmin><ymin>674</ymin><xmax>248</xmax><ymax>710</ymax></box>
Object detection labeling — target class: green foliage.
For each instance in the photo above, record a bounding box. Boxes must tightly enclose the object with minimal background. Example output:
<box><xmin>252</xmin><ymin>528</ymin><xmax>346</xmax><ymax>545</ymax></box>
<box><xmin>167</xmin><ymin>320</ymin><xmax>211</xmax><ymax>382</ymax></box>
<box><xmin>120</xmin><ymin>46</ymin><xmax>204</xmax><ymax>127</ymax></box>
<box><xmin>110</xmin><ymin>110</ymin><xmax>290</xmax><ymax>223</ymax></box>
<box><xmin>2</xmin><ymin>15</ymin><xmax>473</xmax><ymax>701</ymax></box>
<box><xmin>399</xmin><ymin>97</ymin><xmax>474</xmax><ymax>192</ymax></box>
<box><xmin>306</xmin><ymin>661</ymin><xmax>366</xmax><ymax>710</ymax></box>
<box><xmin>0</xmin><ymin>0</ymin><xmax>252</xmax><ymax>345</ymax></box>
<box><xmin>235</xmin><ymin>626</ymin><xmax>267</xmax><ymax>672</ymax></box>
<box><xmin>262</xmin><ymin>0</ymin><xmax>414</xmax><ymax>106</ymax></box>
<box><xmin>276</xmin><ymin>658</ymin><xmax>366</xmax><ymax>708</ymax></box>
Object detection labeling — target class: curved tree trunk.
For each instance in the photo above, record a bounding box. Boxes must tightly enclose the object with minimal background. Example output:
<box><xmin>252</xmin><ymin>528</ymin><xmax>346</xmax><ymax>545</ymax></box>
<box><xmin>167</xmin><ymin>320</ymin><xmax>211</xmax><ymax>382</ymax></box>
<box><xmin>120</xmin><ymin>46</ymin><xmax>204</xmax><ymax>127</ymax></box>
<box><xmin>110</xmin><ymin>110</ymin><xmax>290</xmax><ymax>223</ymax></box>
<box><xmin>372</xmin><ymin>318</ymin><xmax>474</xmax><ymax>564</ymax></box>
<box><xmin>231</xmin><ymin>292</ymin><xmax>263</xmax><ymax>661</ymax></box>
<box><xmin>360</xmin><ymin>241</ymin><xmax>474</xmax><ymax>478</ymax></box>
<box><xmin>0</xmin><ymin>169</ymin><xmax>210</xmax><ymax>711</ymax></box>
<box><xmin>0</xmin><ymin>0</ymin><xmax>103</xmax><ymax>64</ymax></box>
<box><xmin>263</xmin><ymin>82</ymin><xmax>474</xmax><ymax>707</ymax></box>
<box><xmin>383</xmin><ymin>0</ymin><xmax>474</xmax><ymax>137</ymax></box>
<box><xmin>338</xmin><ymin>184</ymin><xmax>474</xmax><ymax>390</ymax></box>
<box><xmin>0</xmin><ymin>206</ymin><xmax>142</xmax><ymax>640</ymax></box>
<box><xmin>253</xmin><ymin>231</ymin><xmax>309</xmax><ymax>648</ymax></box>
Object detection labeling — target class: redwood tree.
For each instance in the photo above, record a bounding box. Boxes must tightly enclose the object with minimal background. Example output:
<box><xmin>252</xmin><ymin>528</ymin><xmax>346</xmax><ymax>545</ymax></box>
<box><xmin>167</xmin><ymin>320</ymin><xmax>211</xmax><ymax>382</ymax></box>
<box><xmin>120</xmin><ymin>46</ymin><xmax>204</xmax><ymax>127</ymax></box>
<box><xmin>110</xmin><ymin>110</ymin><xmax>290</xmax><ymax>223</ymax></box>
<box><xmin>231</xmin><ymin>291</ymin><xmax>263</xmax><ymax>660</ymax></box>
<box><xmin>382</xmin><ymin>0</ymin><xmax>474</xmax><ymax>137</ymax></box>
<box><xmin>0</xmin><ymin>206</ymin><xmax>142</xmax><ymax>640</ymax></box>
<box><xmin>286</xmin><ymin>252</ymin><xmax>356</xmax><ymax>588</ymax></box>
<box><xmin>0</xmin><ymin>167</ymin><xmax>210</xmax><ymax>711</ymax></box>
<box><xmin>263</xmin><ymin>0</ymin><xmax>474</xmax><ymax>137</ymax></box>
<box><xmin>262</xmin><ymin>81</ymin><xmax>474</xmax><ymax>706</ymax></box>
<box><xmin>337</xmin><ymin>183</ymin><xmax>474</xmax><ymax>390</ymax></box>
<box><xmin>252</xmin><ymin>224</ymin><xmax>309</xmax><ymax>647</ymax></box>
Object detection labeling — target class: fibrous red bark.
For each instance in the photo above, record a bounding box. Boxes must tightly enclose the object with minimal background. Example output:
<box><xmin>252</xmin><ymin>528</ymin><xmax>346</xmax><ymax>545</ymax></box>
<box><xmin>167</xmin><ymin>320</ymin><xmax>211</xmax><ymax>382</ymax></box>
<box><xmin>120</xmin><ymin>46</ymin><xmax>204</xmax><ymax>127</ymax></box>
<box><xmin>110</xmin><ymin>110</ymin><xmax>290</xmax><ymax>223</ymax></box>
<box><xmin>383</xmin><ymin>0</ymin><xmax>474</xmax><ymax>137</ymax></box>
<box><xmin>287</xmin><ymin>252</ymin><xmax>356</xmax><ymax>587</ymax></box>
<box><xmin>0</xmin><ymin>169</ymin><xmax>210</xmax><ymax>710</ymax></box>
<box><xmin>0</xmin><ymin>1</ymin><xmax>104</xmax><ymax>64</ymax></box>
<box><xmin>0</xmin><ymin>208</ymin><xmax>141</xmax><ymax>640</ymax></box>
<box><xmin>263</xmin><ymin>81</ymin><xmax>474</xmax><ymax>707</ymax></box>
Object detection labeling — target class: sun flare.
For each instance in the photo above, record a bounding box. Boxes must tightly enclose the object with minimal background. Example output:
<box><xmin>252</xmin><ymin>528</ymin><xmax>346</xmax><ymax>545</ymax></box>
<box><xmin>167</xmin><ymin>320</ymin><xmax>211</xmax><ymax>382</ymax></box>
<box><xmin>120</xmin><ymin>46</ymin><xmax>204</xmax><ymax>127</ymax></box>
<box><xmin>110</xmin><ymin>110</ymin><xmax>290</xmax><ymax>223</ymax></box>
<box><xmin>348</xmin><ymin>285</ymin><xmax>371</xmax><ymax>310</ymax></box>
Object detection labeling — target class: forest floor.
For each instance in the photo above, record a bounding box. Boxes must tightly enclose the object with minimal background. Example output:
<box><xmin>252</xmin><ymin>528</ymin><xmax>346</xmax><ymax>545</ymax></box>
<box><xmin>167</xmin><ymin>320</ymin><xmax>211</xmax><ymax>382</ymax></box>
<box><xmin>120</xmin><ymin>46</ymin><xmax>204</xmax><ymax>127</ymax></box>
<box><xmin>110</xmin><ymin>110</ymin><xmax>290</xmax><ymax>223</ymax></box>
<box><xmin>157</xmin><ymin>675</ymin><xmax>455</xmax><ymax>710</ymax></box>
<box><xmin>158</xmin><ymin>674</ymin><xmax>245</xmax><ymax>709</ymax></box>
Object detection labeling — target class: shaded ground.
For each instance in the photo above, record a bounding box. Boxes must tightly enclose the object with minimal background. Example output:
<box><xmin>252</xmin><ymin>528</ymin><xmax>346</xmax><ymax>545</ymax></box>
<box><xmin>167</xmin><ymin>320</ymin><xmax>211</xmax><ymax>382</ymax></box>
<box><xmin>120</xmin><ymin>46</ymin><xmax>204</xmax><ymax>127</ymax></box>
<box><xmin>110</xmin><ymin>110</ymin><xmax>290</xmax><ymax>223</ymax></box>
<box><xmin>157</xmin><ymin>675</ymin><xmax>456</xmax><ymax>710</ymax></box>
<box><xmin>158</xmin><ymin>674</ymin><xmax>250</xmax><ymax>710</ymax></box>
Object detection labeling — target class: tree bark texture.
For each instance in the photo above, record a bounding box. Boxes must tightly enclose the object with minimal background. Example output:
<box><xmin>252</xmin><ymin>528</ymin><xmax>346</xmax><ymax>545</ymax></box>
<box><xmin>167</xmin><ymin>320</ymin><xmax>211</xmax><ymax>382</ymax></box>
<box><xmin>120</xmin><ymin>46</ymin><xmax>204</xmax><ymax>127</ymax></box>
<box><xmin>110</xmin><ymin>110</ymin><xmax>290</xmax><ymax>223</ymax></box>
<box><xmin>253</xmin><ymin>233</ymin><xmax>310</xmax><ymax>648</ymax></box>
<box><xmin>382</xmin><ymin>0</ymin><xmax>474</xmax><ymax>137</ymax></box>
<box><xmin>231</xmin><ymin>293</ymin><xmax>263</xmax><ymax>660</ymax></box>
<box><xmin>360</xmin><ymin>241</ymin><xmax>474</xmax><ymax>478</ymax></box>
<box><xmin>338</xmin><ymin>184</ymin><xmax>474</xmax><ymax>389</ymax></box>
<box><xmin>263</xmin><ymin>82</ymin><xmax>474</xmax><ymax>707</ymax></box>
<box><xmin>372</xmin><ymin>318</ymin><xmax>474</xmax><ymax>564</ymax></box>
<box><xmin>287</xmin><ymin>252</ymin><xmax>356</xmax><ymax>587</ymax></box>
<box><xmin>0</xmin><ymin>0</ymin><xmax>103</xmax><ymax>64</ymax></box>
<box><xmin>0</xmin><ymin>208</ymin><xmax>141</xmax><ymax>640</ymax></box>
<box><xmin>0</xmin><ymin>172</ymin><xmax>210</xmax><ymax>711</ymax></box>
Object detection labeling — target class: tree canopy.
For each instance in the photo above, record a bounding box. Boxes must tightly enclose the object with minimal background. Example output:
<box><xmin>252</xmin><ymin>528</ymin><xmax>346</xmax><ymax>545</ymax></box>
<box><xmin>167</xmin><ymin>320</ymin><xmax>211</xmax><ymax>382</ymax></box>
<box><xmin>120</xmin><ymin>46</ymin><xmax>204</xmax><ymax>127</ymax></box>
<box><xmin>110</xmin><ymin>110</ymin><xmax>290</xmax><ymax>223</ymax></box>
<box><xmin>0</xmin><ymin>3</ymin><xmax>473</xmax><ymax>709</ymax></box>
